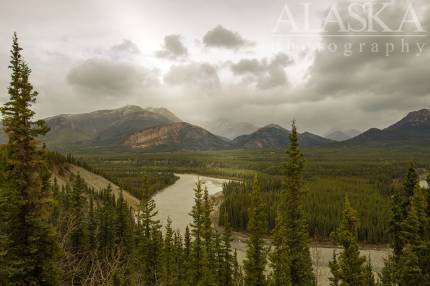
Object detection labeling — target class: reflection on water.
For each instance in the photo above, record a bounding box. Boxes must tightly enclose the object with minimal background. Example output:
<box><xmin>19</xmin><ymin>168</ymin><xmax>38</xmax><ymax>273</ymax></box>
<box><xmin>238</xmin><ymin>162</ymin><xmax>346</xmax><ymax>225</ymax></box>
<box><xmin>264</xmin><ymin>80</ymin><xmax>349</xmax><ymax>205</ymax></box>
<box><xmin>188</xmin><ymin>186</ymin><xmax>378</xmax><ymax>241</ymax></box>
<box><xmin>153</xmin><ymin>174</ymin><xmax>228</xmax><ymax>232</ymax></box>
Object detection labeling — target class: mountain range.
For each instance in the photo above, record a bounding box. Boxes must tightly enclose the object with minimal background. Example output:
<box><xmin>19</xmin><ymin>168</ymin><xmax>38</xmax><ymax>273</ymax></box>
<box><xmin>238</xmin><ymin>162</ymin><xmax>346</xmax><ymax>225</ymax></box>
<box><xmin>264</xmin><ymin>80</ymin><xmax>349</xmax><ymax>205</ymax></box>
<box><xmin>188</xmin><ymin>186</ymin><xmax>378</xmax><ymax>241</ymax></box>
<box><xmin>1</xmin><ymin>106</ymin><xmax>429</xmax><ymax>151</ymax></box>
<box><xmin>325</xmin><ymin>129</ymin><xmax>362</xmax><ymax>141</ymax></box>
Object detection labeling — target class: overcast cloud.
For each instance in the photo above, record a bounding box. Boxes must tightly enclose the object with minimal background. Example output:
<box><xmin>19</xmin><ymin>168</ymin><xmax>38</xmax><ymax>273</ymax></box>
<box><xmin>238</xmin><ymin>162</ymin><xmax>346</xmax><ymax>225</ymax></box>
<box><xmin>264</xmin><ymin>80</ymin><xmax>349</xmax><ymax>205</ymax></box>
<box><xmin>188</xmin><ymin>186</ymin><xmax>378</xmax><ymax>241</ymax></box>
<box><xmin>0</xmin><ymin>0</ymin><xmax>429</xmax><ymax>134</ymax></box>
<box><xmin>156</xmin><ymin>34</ymin><xmax>188</xmax><ymax>60</ymax></box>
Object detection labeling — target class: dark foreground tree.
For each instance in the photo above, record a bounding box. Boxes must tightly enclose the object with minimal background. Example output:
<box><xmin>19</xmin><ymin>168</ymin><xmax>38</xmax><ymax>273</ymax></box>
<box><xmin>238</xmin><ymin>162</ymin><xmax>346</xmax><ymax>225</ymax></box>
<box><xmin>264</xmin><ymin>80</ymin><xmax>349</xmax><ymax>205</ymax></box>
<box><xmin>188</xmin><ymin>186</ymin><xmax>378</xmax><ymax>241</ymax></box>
<box><xmin>329</xmin><ymin>196</ymin><xmax>369</xmax><ymax>285</ymax></box>
<box><xmin>244</xmin><ymin>176</ymin><xmax>268</xmax><ymax>286</ymax></box>
<box><xmin>283</xmin><ymin>121</ymin><xmax>315</xmax><ymax>286</ymax></box>
<box><xmin>0</xmin><ymin>33</ymin><xmax>61</xmax><ymax>285</ymax></box>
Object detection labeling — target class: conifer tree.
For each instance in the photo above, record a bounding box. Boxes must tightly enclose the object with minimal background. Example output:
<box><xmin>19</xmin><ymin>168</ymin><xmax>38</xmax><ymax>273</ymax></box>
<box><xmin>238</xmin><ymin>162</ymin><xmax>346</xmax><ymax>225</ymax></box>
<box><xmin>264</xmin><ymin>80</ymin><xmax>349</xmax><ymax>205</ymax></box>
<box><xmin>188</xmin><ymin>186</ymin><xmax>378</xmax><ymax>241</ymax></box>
<box><xmin>329</xmin><ymin>196</ymin><xmax>366</xmax><ymax>285</ymax></box>
<box><xmin>391</xmin><ymin>164</ymin><xmax>419</xmax><ymax>260</ymax></box>
<box><xmin>244</xmin><ymin>176</ymin><xmax>267</xmax><ymax>286</ymax></box>
<box><xmin>203</xmin><ymin>186</ymin><xmax>215</xmax><ymax>269</ymax></box>
<box><xmin>190</xmin><ymin>180</ymin><xmax>205</xmax><ymax>284</ymax></box>
<box><xmin>137</xmin><ymin>175</ymin><xmax>162</xmax><ymax>286</ymax></box>
<box><xmin>363</xmin><ymin>255</ymin><xmax>376</xmax><ymax>286</ymax></box>
<box><xmin>173</xmin><ymin>230</ymin><xmax>185</xmax><ymax>284</ymax></box>
<box><xmin>88</xmin><ymin>192</ymin><xmax>97</xmax><ymax>251</ymax></box>
<box><xmin>115</xmin><ymin>190</ymin><xmax>132</xmax><ymax>250</ymax></box>
<box><xmin>70</xmin><ymin>174</ymin><xmax>88</xmax><ymax>254</ymax></box>
<box><xmin>220</xmin><ymin>215</ymin><xmax>234</xmax><ymax>286</ymax></box>
<box><xmin>233</xmin><ymin>249</ymin><xmax>244</xmax><ymax>286</ymax></box>
<box><xmin>0</xmin><ymin>33</ymin><xmax>61</xmax><ymax>285</ymax></box>
<box><xmin>283</xmin><ymin>121</ymin><xmax>315</xmax><ymax>286</ymax></box>
<box><xmin>397</xmin><ymin>184</ymin><xmax>430</xmax><ymax>285</ymax></box>
<box><xmin>328</xmin><ymin>251</ymin><xmax>340</xmax><ymax>286</ymax></box>
<box><xmin>269</xmin><ymin>210</ymin><xmax>290</xmax><ymax>286</ymax></box>
<box><xmin>162</xmin><ymin>217</ymin><xmax>175</xmax><ymax>286</ymax></box>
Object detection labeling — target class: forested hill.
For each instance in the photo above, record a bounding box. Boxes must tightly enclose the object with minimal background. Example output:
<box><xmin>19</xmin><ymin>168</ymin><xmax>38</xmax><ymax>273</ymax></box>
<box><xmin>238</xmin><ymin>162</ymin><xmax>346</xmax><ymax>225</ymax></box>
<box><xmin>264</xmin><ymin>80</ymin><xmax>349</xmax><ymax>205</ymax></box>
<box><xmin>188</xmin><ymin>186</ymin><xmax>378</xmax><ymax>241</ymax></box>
<box><xmin>51</xmin><ymin>159</ymin><xmax>140</xmax><ymax>209</ymax></box>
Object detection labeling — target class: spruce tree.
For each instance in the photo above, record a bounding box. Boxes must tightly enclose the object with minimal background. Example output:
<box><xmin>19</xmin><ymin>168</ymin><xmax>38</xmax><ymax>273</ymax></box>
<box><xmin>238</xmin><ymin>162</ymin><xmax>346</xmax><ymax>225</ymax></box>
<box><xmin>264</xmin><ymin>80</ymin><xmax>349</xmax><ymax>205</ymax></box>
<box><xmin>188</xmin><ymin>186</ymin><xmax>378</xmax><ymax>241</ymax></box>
<box><xmin>0</xmin><ymin>33</ymin><xmax>61</xmax><ymax>285</ymax></box>
<box><xmin>397</xmin><ymin>184</ymin><xmax>430</xmax><ymax>285</ymax></box>
<box><xmin>363</xmin><ymin>255</ymin><xmax>376</xmax><ymax>286</ymax></box>
<box><xmin>269</xmin><ymin>210</ymin><xmax>290</xmax><ymax>286</ymax></box>
<box><xmin>233</xmin><ymin>249</ymin><xmax>244</xmax><ymax>286</ymax></box>
<box><xmin>221</xmin><ymin>214</ymin><xmax>234</xmax><ymax>286</ymax></box>
<box><xmin>283</xmin><ymin>121</ymin><xmax>315</xmax><ymax>285</ymax></box>
<box><xmin>328</xmin><ymin>251</ymin><xmax>340</xmax><ymax>286</ymax></box>
<box><xmin>329</xmin><ymin>196</ymin><xmax>366</xmax><ymax>285</ymax></box>
<box><xmin>70</xmin><ymin>174</ymin><xmax>88</xmax><ymax>254</ymax></box>
<box><xmin>162</xmin><ymin>217</ymin><xmax>175</xmax><ymax>286</ymax></box>
<box><xmin>244</xmin><ymin>176</ymin><xmax>267</xmax><ymax>286</ymax></box>
<box><xmin>136</xmin><ymin>175</ymin><xmax>162</xmax><ymax>286</ymax></box>
<box><xmin>391</xmin><ymin>164</ymin><xmax>419</xmax><ymax>260</ymax></box>
<box><xmin>190</xmin><ymin>180</ymin><xmax>205</xmax><ymax>284</ymax></box>
<box><xmin>115</xmin><ymin>190</ymin><xmax>132</xmax><ymax>250</ymax></box>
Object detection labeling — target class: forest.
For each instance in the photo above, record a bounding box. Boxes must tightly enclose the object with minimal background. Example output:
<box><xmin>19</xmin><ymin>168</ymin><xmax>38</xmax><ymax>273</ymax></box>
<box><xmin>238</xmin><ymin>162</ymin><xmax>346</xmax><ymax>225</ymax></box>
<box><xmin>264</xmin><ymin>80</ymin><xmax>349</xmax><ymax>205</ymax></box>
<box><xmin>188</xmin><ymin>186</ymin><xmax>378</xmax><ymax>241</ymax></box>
<box><xmin>1</xmin><ymin>34</ymin><xmax>430</xmax><ymax>286</ymax></box>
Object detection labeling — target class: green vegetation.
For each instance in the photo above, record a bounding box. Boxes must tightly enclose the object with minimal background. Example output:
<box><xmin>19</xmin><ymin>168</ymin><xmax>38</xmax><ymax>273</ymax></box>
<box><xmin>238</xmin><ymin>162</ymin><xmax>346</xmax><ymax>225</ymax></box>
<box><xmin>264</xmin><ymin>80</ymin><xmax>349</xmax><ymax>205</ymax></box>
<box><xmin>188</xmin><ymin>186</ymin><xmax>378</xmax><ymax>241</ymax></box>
<box><xmin>329</xmin><ymin>197</ymin><xmax>369</xmax><ymax>285</ymax></box>
<box><xmin>2</xmin><ymin>33</ymin><xmax>430</xmax><ymax>286</ymax></box>
<box><xmin>0</xmin><ymin>33</ymin><xmax>61</xmax><ymax>285</ymax></box>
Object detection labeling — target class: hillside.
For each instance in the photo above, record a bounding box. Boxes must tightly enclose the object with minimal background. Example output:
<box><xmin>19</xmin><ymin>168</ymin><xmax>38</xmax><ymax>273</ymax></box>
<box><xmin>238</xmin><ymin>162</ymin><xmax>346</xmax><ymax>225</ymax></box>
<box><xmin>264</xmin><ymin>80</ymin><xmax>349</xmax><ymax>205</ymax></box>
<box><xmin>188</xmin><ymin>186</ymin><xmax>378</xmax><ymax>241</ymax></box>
<box><xmin>326</xmin><ymin>129</ymin><xmax>361</xmax><ymax>141</ymax></box>
<box><xmin>232</xmin><ymin>124</ymin><xmax>332</xmax><ymax>149</ymax></box>
<box><xmin>124</xmin><ymin>122</ymin><xmax>231</xmax><ymax>151</ymax></box>
<box><xmin>345</xmin><ymin>109</ymin><xmax>430</xmax><ymax>145</ymax></box>
<box><xmin>43</xmin><ymin>105</ymin><xmax>182</xmax><ymax>149</ymax></box>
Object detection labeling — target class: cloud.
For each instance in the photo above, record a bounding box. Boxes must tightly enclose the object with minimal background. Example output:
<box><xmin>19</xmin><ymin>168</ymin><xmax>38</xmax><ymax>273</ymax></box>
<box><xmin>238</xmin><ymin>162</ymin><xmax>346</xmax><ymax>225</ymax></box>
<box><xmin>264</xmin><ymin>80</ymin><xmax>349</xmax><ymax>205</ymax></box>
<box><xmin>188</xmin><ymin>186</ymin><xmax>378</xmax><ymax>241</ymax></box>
<box><xmin>203</xmin><ymin>25</ymin><xmax>253</xmax><ymax>50</ymax></box>
<box><xmin>67</xmin><ymin>58</ymin><xmax>158</xmax><ymax>96</ymax></box>
<box><xmin>110</xmin><ymin>39</ymin><xmax>140</xmax><ymax>55</ymax></box>
<box><xmin>231</xmin><ymin>53</ymin><xmax>292</xmax><ymax>89</ymax></box>
<box><xmin>299</xmin><ymin>0</ymin><xmax>430</xmax><ymax>113</ymax></box>
<box><xmin>156</xmin><ymin>34</ymin><xmax>188</xmax><ymax>60</ymax></box>
<box><xmin>164</xmin><ymin>62</ymin><xmax>220</xmax><ymax>92</ymax></box>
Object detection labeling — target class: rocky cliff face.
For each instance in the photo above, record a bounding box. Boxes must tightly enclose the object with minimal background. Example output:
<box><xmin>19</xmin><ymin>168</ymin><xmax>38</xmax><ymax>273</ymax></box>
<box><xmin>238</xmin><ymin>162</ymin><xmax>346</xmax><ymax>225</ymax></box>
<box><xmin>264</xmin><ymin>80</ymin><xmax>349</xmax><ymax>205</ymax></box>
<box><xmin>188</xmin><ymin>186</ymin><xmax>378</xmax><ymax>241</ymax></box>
<box><xmin>124</xmin><ymin>122</ymin><xmax>230</xmax><ymax>150</ymax></box>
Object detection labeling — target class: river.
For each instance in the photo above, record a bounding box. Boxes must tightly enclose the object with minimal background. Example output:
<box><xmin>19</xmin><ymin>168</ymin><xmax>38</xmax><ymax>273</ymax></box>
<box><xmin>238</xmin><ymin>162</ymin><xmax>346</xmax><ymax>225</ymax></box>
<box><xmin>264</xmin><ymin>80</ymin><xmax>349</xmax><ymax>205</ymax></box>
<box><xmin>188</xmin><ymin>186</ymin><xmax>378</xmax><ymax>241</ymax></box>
<box><xmin>153</xmin><ymin>173</ymin><xmax>390</xmax><ymax>286</ymax></box>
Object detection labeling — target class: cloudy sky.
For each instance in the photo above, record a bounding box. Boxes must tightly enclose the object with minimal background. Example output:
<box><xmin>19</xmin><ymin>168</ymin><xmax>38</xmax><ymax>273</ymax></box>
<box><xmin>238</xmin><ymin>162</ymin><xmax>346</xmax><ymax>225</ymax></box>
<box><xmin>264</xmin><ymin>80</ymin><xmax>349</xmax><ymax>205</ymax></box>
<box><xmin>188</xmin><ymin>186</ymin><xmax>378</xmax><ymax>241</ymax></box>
<box><xmin>0</xmin><ymin>0</ymin><xmax>429</xmax><ymax>135</ymax></box>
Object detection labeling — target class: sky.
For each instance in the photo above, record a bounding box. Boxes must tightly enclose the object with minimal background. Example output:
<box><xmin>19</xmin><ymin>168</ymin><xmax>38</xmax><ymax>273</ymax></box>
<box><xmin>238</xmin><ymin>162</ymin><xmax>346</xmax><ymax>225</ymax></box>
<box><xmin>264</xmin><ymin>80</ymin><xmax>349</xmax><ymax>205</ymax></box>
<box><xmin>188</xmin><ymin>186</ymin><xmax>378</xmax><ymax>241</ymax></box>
<box><xmin>0</xmin><ymin>0</ymin><xmax>429</xmax><ymax>135</ymax></box>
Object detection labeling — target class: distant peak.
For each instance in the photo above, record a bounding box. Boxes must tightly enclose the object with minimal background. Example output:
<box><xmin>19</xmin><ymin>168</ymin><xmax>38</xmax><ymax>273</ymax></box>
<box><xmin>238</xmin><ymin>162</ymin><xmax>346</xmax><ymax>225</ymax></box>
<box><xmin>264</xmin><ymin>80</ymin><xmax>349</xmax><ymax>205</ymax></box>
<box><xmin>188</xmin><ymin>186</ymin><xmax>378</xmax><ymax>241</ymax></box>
<box><xmin>262</xmin><ymin>124</ymin><xmax>285</xmax><ymax>130</ymax></box>
<box><xmin>120</xmin><ymin>104</ymin><xmax>142</xmax><ymax>110</ymax></box>
<box><xmin>405</xmin><ymin>109</ymin><xmax>430</xmax><ymax>121</ymax></box>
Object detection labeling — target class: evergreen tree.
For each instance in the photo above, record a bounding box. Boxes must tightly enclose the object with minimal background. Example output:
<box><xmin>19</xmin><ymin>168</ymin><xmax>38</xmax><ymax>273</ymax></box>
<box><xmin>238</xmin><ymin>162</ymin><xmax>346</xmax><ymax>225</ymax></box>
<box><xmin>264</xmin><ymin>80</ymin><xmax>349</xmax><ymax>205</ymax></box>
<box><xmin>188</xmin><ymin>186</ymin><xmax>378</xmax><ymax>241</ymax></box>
<box><xmin>115</xmin><ymin>190</ymin><xmax>132</xmax><ymax>250</ymax></box>
<box><xmin>97</xmin><ymin>185</ymin><xmax>117</xmax><ymax>254</ymax></box>
<box><xmin>363</xmin><ymin>255</ymin><xmax>376</xmax><ymax>286</ymax></box>
<box><xmin>269</xmin><ymin>210</ymin><xmax>290</xmax><ymax>286</ymax></box>
<box><xmin>136</xmin><ymin>175</ymin><xmax>162</xmax><ymax>286</ymax></box>
<box><xmin>88</xmin><ymin>192</ymin><xmax>97</xmax><ymax>251</ymax></box>
<box><xmin>220</xmin><ymin>215</ymin><xmax>234</xmax><ymax>286</ymax></box>
<box><xmin>162</xmin><ymin>217</ymin><xmax>175</xmax><ymax>286</ymax></box>
<box><xmin>397</xmin><ymin>184</ymin><xmax>430</xmax><ymax>285</ymax></box>
<box><xmin>190</xmin><ymin>180</ymin><xmax>206</xmax><ymax>284</ymax></box>
<box><xmin>328</xmin><ymin>251</ymin><xmax>340</xmax><ymax>286</ymax></box>
<box><xmin>203</xmin><ymin>186</ymin><xmax>215</xmax><ymax>271</ymax></box>
<box><xmin>391</xmin><ymin>164</ymin><xmax>419</xmax><ymax>260</ymax></box>
<box><xmin>233</xmin><ymin>249</ymin><xmax>244</xmax><ymax>286</ymax></box>
<box><xmin>70</xmin><ymin>174</ymin><xmax>88</xmax><ymax>254</ymax></box>
<box><xmin>244</xmin><ymin>176</ymin><xmax>267</xmax><ymax>286</ymax></box>
<box><xmin>329</xmin><ymin>196</ymin><xmax>366</xmax><ymax>286</ymax></box>
<box><xmin>283</xmin><ymin>121</ymin><xmax>315</xmax><ymax>286</ymax></box>
<box><xmin>0</xmin><ymin>33</ymin><xmax>61</xmax><ymax>285</ymax></box>
<box><xmin>173</xmin><ymin>230</ymin><xmax>185</xmax><ymax>285</ymax></box>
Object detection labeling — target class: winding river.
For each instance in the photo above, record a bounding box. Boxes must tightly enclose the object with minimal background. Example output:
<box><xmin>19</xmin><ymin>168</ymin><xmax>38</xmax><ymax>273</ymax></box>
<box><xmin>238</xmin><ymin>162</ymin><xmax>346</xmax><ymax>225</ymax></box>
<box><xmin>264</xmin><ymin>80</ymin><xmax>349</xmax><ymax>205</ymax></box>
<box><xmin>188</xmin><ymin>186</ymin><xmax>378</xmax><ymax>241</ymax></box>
<box><xmin>153</xmin><ymin>173</ymin><xmax>390</xmax><ymax>286</ymax></box>
<box><xmin>153</xmin><ymin>174</ymin><xmax>228</xmax><ymax>232</ymax></box>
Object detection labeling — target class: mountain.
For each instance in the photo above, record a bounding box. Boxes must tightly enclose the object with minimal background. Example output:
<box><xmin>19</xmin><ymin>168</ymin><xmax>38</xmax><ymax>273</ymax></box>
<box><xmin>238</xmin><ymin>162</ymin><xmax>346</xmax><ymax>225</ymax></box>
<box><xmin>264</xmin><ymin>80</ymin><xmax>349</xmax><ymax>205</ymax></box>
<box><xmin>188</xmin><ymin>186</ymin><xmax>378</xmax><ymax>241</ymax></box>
<box><xmin>199</xmin><ymin>119</ymin><xmax>259</xmax><ymax>139</ymax></box>
<box><xmin>325</xmin><ymin>129</ymin><xmax>361</xmax><ymax>141</ymax></box>
<box><xmin>232</xmin><ymin>124</ymin><xmax>332</xmax><ymax>149</ymax></box>
<box><xmin>345</xmin><ymin>109</ymin><xmax>430</xmax><ymax>145</ymax></box>
<box><xmin>124</xmin><ymin>122</ymin><xmax>230</xmax><ymax>151</ymax></box>
<box><xmin>43</xmin><ymin>105</ymin><xmax>182</xmax><ymax>149</ymax></box>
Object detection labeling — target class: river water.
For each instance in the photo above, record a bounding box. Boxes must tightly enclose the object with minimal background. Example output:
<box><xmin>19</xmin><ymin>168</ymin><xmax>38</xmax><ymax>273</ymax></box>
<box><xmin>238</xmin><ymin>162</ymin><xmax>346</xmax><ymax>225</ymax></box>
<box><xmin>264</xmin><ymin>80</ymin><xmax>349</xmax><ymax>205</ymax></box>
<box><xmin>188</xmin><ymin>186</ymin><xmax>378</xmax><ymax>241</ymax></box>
<box><xmin>153</xmin><ymin>174</ymin><xmax>228</xmax><ymax>232</ymax></box>
<box><xmin>153</xmin><ymin>173</ymin><xmax>390</xmax><ymax>286</ymax></box>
